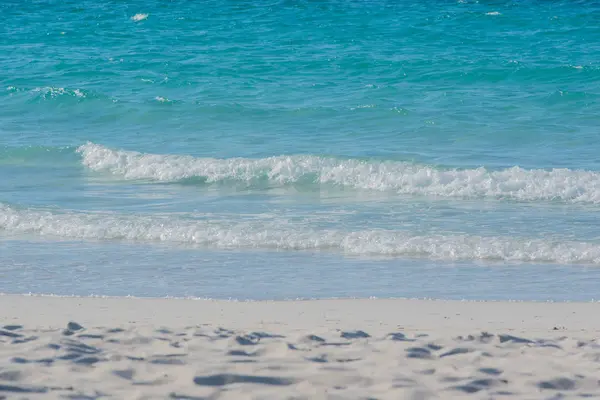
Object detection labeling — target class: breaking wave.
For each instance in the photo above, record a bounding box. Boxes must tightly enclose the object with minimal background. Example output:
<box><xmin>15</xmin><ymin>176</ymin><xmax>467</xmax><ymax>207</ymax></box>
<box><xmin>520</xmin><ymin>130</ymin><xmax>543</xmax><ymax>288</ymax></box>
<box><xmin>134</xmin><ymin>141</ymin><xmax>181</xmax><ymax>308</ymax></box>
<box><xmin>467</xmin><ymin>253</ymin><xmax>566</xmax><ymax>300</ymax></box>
<box><xmin>77</xmin><ymin>143</ymin><xmax>600</xmax><ymax>203</ymax></box>
<box><xmin>1</xmin><ymin>203</ymin><xmax>600</xmax><ymax>264</ymax></box>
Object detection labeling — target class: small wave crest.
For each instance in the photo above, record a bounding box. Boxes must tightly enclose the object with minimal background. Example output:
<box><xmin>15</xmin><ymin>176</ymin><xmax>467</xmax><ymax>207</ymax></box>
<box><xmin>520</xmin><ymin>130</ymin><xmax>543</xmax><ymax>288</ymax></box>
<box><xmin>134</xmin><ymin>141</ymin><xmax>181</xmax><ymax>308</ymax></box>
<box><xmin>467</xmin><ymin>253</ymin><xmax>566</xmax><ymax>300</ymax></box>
<box><xmin>77</xmin><ymin>143</ymin><xmax>600</xmax><ymax>203</ymax></box>
<box><xmin>1</xmin><ymin>204</ymin><xmax>599</xmax><ymax>264</ymax></box>
<box><xmin>32</xmin><ymin>87</ymin><xmax>87</xmax><ymax>100</ymax></box>
<box><xmin>131</xmin><ymin>13</ymin><xmax>149</xmax><ymax>22</ymax></box>
<box><xmin>0</xmin><ymin>145</ymin><xmax>77</xmax><ymax>167</ymax></box>
<box><xmin>5</xmin><ymin>86</ymin><xmax>109</xmax><ymax>105</ymax></box>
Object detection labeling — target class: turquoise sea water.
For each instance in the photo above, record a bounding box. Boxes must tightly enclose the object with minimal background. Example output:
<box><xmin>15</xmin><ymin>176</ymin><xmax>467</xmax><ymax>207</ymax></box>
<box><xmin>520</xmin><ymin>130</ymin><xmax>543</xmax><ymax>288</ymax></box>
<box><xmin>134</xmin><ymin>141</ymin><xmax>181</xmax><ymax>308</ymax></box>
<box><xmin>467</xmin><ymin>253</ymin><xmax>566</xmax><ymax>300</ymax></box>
<box><xmin>2</xmin><ymin>0</ymin><xmax>600</xmax><ymax>300</ymax></box>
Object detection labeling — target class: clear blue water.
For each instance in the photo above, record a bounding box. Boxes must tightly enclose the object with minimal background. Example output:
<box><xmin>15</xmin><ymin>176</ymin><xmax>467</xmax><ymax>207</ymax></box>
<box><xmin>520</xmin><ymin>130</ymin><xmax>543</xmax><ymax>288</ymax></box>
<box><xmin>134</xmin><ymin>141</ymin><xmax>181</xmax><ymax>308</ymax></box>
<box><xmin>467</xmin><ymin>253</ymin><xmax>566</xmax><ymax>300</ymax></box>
<box><xmin>2</xmin><ymin>0</ymin><xmax>600</xmax><ymax>300</ymax></box>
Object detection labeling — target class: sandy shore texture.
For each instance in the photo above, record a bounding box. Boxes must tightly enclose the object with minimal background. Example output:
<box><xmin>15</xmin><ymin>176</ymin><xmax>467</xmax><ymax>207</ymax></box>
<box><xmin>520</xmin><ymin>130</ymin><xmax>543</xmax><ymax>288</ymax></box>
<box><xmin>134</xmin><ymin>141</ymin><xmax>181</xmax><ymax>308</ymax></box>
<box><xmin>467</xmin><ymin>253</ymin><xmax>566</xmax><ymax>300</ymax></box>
<box><xmin>1</xmin><ymin>295</ymin><xmax>600</xmax><ymax>399</ymax></box>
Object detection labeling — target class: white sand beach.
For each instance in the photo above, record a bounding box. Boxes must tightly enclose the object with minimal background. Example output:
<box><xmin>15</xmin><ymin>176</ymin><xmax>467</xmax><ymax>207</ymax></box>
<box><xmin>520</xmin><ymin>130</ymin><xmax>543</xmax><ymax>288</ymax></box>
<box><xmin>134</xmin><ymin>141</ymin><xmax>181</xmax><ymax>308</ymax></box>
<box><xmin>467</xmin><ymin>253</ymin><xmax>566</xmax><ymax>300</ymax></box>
<box><xmin>1</xmin><ymin>295</ymin><xmax>600</xmax><ymax>399</ymax></box>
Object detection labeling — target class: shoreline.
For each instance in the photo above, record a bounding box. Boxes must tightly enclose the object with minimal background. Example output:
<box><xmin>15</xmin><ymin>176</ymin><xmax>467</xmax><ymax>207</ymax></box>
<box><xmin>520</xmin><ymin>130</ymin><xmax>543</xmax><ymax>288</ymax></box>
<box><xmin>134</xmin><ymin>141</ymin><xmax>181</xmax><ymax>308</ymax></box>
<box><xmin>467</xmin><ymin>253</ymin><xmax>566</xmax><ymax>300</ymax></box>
<box><xmin>2</xmin><ymin>294</ymin><xmax>600</xmax><ymax>335</ymax></box>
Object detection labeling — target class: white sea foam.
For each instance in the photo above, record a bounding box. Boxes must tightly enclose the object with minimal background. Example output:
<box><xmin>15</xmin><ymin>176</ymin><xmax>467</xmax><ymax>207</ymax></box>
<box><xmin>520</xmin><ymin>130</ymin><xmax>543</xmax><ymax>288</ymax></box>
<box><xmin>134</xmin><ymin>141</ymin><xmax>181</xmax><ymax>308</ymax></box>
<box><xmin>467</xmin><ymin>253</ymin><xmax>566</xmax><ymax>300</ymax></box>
<box><xmin>32</xmin><ymin>87</ymin><xmax>86</xmax><ymax>99</ymax></box>
<box><xmin>486</xmin><ymin>11</ymin><xmax>501</xmax><ymax>16</ymax></box>
<box><xmin>77</xmin><ymin>143</ymin><xmax>600</xmax><ymax>203</ymax></box>
<box><xmin>131</xmin><ymin>13</ymin><xmax>149</xmax><ymax>22</ymax></box>
<box><xmin>0</xmin><ymin>204</ymin><xmax>599</xmax><ymax>263</ymax></box>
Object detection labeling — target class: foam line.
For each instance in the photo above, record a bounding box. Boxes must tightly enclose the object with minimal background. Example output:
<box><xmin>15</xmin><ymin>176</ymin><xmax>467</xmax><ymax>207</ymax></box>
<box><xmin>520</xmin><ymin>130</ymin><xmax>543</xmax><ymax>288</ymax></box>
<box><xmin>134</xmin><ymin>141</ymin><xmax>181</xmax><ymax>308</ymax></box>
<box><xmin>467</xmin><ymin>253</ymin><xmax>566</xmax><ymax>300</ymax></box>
<box><xmin>78</xmin><ymin>143</ymin><xmax>600</xmax><ymax>203</ymax></box>
<box><xmin>2</xmin><ymin>204</ymin><xmax>599</xmax><ymax>264</ymax></box>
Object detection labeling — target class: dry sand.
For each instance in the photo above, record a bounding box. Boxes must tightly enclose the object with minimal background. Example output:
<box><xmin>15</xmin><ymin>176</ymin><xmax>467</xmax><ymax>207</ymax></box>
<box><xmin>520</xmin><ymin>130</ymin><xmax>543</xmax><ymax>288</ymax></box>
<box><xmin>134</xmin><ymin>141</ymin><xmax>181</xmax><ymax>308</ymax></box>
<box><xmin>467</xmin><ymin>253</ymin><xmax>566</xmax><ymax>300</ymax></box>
<box><xmin>1</xmin><ymin>295</ymin><xmax>600</xmax><ymax>399</ymax></box>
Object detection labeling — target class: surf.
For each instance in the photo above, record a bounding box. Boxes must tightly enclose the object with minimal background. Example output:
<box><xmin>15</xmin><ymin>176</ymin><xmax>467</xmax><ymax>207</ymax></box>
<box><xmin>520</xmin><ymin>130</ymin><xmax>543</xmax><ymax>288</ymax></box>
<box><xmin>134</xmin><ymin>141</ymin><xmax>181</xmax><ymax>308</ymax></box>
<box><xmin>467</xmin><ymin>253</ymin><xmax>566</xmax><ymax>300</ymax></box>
<box><xmin>77</xmin><ymin>143</ymin><xmax>600</xmax><ymax>203</ymax></box>
<box><xmin>2</xmin><ymin>203</ymin><xmax>600</xmax><ymax>264</ymax></box>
